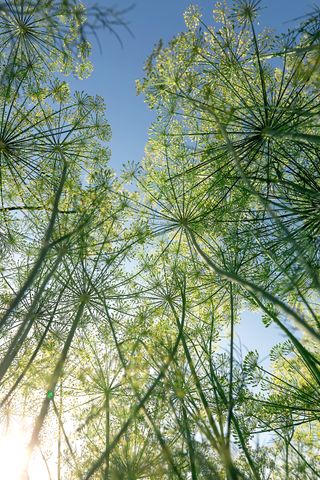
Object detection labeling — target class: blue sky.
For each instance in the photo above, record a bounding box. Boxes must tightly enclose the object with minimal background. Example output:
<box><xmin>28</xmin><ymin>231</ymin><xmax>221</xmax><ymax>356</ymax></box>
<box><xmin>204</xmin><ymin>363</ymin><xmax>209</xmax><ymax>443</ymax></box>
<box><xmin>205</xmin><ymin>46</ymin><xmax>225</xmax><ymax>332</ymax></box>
<box><xmin>71</xmin><ymin>0</ymin><xmax>313</xmax><ymax>358</ymax></box>
<box><xmin>71</xmin><ymin>0</ymin><xmax>315</xmax><ymax>169</ymax></box>
<box><xmin>73</xmin><ymin>0</ymin><xmax>313</xmax><ymax>172</ymax></box>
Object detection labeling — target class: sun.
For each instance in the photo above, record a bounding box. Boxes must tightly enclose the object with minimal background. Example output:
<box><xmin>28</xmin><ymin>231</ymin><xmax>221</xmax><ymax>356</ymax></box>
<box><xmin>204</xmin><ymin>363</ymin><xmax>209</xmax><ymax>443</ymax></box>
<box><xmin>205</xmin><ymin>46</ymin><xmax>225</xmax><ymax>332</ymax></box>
<box><xmin>0</xmin><ymin>430</ymin><xmax>50</xmax><ymax>480</ymax></box>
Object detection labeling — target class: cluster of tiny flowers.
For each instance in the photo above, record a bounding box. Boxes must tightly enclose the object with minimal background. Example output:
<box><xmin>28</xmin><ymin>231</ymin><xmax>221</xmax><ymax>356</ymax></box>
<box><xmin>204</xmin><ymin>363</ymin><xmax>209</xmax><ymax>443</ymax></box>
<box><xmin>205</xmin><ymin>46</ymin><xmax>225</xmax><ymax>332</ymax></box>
<box><xmin>183</xmin><ymin>4</ymin><xmax>202</xmax><ymax>32</ymax></box>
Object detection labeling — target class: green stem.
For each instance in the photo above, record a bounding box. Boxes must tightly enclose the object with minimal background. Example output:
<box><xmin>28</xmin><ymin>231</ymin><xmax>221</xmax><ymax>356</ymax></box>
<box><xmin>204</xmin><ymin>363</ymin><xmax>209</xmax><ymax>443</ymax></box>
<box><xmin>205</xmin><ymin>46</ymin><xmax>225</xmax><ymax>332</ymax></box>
<box><xmin>0</xmin><ymin>162</ymin><xmax>68</xmax><ymax>332</ymax></box>
<box><xmin>25</xmin><ymin>300</ymin><xmax>86</xmax><ymax>473</ymax></box>
<box><xmin>227</xmin><ymin>283</ymin><xmax>234</xmax><ymax>444</ymax></box>
<box><xmin>188</xmin><ymin>229</ymin><xmax>320</xmax><ymax>342</ymax></box>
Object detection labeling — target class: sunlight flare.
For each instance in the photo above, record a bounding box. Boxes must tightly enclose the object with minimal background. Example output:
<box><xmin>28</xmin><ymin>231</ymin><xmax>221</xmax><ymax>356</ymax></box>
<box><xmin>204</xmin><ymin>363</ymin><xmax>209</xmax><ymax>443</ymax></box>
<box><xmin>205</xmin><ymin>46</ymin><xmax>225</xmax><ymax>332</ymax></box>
<box><xmin>0</xmin><ymin>431</ymin><xmax>50</xmax><ymax>480</ymax></box>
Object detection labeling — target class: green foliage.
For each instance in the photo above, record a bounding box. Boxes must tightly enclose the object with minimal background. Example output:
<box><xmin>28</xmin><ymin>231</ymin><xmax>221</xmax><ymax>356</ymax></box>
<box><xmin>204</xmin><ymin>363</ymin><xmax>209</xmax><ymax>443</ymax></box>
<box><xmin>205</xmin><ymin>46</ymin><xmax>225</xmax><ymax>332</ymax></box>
<box><xmin>0</xmin><ymin>1</ymin><xmax>319</xmax><ymax>479</ymax></box>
